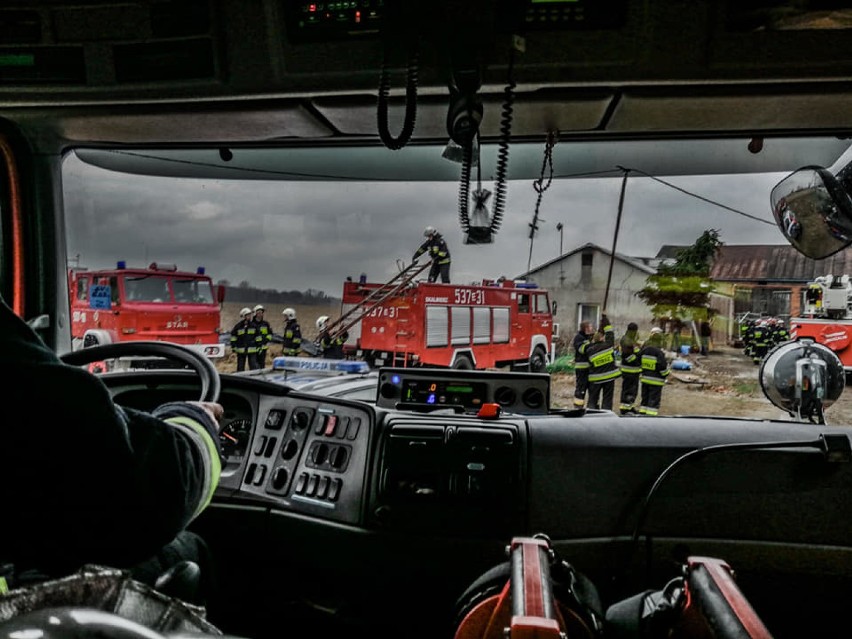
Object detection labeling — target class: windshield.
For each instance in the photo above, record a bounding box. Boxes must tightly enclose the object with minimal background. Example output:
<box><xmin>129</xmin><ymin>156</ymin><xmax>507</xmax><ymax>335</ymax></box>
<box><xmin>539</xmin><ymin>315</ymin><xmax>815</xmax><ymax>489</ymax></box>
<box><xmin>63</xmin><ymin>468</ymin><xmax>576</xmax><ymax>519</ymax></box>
<box><xmin>61</xmin><ymin>137</ymin><xmax>852</xmax><ymax>422</ymax></box>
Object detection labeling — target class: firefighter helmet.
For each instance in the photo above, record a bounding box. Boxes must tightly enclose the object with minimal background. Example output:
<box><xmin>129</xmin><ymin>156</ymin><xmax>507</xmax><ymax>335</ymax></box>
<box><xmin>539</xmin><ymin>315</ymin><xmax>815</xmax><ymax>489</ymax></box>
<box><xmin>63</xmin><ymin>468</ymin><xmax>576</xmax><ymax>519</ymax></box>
<box><xmin>424</xmin><ymin>225</ymin><xmax>436</xmax><ymax>237</ymax></box>
<box><xmin>282</xmin><ymin>308</ymin><xmax>296</xmax><ymax>320</ymax></box>
<box><xmin>240</xmin><ymin>307</ymin><xmax>252</xmax><ymax>317</ymax></box>
<box><xmin>316</xmin><ymin>315</ymin><xmax>329</xmax><ymax>331</ymax></box>
<box><xmin>253</xmin><ymin>304</ymin><xmax>265</xmax><ymax>312</ymax></box>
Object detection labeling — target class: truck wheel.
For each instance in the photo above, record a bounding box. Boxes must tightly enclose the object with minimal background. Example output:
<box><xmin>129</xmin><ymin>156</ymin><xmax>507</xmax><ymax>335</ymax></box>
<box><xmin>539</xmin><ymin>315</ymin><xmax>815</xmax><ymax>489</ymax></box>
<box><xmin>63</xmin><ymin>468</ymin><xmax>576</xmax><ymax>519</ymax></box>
<box><xmin>529</xmin><ymin>347</ymin><xmax>548</xmax><ymax>373</ymax></box>
<box><xmin>452</xmin><ymin>354</ymin><xmax>474</xmax><ymax>370</ymax></box>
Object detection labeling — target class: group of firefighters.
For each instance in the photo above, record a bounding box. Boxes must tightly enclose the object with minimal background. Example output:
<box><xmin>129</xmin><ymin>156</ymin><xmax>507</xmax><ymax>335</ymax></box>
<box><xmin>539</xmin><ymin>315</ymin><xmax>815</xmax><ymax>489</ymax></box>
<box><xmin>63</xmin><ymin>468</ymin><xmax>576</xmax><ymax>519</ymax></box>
<box><xmin>228</xmin><ymin>305</ymin><xmax>350</xmax><ymax>371</ymax></box>
<box><xmin>739</xmin><ymin>316</ymin><xmax>790</xmax><ymax>365</ymax></box>
<box><xmin>572</xmin><ymin>315</ymin><xmax>671</xmax><ymax>416</ymax></box>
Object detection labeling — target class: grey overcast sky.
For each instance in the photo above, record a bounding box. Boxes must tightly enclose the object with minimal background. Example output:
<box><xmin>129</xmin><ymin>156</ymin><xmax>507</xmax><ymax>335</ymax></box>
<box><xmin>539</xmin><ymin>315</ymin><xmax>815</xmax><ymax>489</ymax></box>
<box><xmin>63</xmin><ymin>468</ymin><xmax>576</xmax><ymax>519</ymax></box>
<box><xmin>62</xmin><ymin>152</ymin><xmax>788</xmax><ymax>297</ymax></box>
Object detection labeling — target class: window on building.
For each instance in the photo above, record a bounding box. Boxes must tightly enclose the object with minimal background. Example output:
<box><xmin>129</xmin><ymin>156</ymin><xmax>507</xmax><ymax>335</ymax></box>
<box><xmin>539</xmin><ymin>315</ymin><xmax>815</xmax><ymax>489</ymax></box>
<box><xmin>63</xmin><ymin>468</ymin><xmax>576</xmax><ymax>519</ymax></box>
<box><xmin>582</xmin><ymin>252</ymin><xmax>593</xmax><ymax>267</ymax></box>
<box><xmin>578</xmin><ymin>303</ymin><xmax>599</xmax><ymax>329</ymax></box>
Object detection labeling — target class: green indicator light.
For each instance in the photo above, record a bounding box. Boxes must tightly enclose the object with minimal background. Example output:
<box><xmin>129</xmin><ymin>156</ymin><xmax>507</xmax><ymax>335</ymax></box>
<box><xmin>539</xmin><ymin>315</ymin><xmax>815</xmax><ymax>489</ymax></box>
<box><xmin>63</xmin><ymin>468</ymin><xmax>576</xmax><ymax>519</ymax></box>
<box><xmin>446</xmin><ymin>385</ymin><xmax>474</xmax><ymax>393</ymax></box>
<box><xmin>0</xmin><ymin>54</ymin><xmax>35</xmax><ymax>67</ymax></box>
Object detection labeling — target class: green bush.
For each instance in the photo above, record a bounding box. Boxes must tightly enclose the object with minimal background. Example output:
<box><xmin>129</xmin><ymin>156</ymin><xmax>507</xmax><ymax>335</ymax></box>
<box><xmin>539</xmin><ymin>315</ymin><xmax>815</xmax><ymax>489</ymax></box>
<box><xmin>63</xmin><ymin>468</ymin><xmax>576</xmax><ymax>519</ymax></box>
<box><xmin>547</xmin><ymin>354</ymin><xmax>575</xmax><ymax>374</ymax></box>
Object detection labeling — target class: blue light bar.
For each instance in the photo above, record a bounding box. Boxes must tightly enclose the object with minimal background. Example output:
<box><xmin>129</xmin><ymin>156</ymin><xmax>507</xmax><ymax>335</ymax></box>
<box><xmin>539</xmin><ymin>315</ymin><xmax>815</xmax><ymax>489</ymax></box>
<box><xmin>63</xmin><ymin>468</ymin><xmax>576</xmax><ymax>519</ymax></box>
<box><xmin>117</xmin><ymin>260</ymin><xmax>127</xmax><ymax>269</ymax></box>
<box><xmin>197</xmin><ymin>266</ymin><xmax>205</xmax><ymax>275</ymax></box>
<box><xmin>271</xmin><ymin>356</ymin><xmax>370</xmax><ymax>374</ymax></box>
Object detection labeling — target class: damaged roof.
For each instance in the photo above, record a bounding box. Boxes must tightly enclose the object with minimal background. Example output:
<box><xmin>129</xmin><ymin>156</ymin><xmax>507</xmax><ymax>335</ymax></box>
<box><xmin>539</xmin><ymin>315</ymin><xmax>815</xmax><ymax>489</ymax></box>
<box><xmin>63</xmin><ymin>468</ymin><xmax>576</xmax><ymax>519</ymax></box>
<box><xmin>710</xmin><ymin>245</ymin><xmax>852</xmax><ymax>283</ymax></box>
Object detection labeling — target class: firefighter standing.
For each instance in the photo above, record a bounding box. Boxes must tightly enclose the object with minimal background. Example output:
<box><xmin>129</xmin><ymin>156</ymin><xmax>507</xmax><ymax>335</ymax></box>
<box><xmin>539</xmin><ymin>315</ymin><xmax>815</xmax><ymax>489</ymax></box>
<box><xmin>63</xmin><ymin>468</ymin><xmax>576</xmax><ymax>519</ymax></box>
<box><xmin>252</xmin><ymin>304</ymin><xmax>272</xmax><ymax>369</ymax></box>
<box><xmin>316</xmin><ymin>315</ymin><xmax>348</xmax><ymax>359</ymax></box>
<box><xmin>571</xmin><ymin>321</ymin><xmax>594</xmax><ymax>408</ymax></box>
<box><xmin>413</xmin><ymin>226</ymin><xmax>451</xmax><ymax>283</ymax></box>
<box><xmin>230</xmin><ymin>307</ymin><xmax>259</xmax><ymax>372</ymax></box>
<box><xmin>281</xmin><ymin>307</ymin><xmax>302</xmax><ymax>356</ymax></box>
<box><xmin>586</xmin><ymin>315</ymin><xmax>622</xmax><ymax>411</ymax></box>
<box><xmin>618</xmin><ymin>322</ymin><xmax>642</xmax><ymax>414</ymax></box>
<box><xmin>638</xmin><ymin>327</ymin><xmax>670</xmax><ymax>415</ymax></box>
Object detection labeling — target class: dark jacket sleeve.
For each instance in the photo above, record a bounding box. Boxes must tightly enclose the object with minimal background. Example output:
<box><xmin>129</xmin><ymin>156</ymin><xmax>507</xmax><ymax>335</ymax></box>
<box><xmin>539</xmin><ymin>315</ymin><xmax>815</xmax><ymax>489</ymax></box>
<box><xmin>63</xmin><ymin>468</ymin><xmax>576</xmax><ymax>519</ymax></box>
<box><xmin>2</xmin><ymin>298</ymin><xmax>220</xmax><ymax>574</ymax></box>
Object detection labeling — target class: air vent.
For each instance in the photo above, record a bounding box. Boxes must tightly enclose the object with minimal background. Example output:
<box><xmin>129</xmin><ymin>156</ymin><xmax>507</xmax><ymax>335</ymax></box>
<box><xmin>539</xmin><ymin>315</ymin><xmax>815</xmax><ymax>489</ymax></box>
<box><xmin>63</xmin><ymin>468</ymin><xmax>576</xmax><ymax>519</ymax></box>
<box><xmin>494</xmin><ymin>386</ymin><xmax>517</xmax><ymax>407</ymax></box>
<box><xmin>522</xmin><ymin>387</ymin><xmax>545</xmax><ymax>409</ymax></box>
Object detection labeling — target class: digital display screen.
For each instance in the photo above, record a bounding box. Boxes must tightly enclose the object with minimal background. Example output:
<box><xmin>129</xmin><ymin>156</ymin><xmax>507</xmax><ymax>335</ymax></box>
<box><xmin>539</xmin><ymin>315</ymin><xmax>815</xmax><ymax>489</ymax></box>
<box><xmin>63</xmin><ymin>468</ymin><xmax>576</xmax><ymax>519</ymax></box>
<box><xmin>401</xmin><ymin>380</ymin><xmax>488</xmax><ymax>408</ymax></box>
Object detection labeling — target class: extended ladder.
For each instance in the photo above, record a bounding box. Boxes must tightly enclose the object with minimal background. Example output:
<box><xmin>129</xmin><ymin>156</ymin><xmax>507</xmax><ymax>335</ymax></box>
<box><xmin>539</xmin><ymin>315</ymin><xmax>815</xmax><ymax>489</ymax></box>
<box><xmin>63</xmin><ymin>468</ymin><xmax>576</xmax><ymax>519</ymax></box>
<box><xmin>321</xmin><ymin>260</ymin><xmax>431</xmax><ymax>343</ymax></box>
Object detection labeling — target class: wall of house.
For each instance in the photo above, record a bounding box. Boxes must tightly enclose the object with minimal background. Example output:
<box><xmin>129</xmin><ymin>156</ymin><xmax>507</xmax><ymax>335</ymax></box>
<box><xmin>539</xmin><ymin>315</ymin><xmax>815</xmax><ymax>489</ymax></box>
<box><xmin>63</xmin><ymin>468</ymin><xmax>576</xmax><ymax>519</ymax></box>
<box><xmin>529</xmin><ymin>251</ymin><xmax>654</xmax><ymax>348</ymax></box>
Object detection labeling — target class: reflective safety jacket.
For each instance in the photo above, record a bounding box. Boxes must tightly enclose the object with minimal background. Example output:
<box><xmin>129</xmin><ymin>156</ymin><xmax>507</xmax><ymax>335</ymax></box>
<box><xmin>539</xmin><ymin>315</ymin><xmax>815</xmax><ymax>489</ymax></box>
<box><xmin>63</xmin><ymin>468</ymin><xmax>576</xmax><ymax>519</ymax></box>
<box><xmin>619</xmin><ymin>330</ymin><xmax>642</xmax><ymax>375</ymax></box>
<box><xmin>1</xmin><ymin>297</ymin><xmax>221</xmax><ymax>578</ymax></box>
<box><xmin>253</xmin><ymin>318</ymin><xmax>273</xmax><ymax>353</ymax></box>
<box><xmin>413</xmin><ymin>233</ymin><xmax>451</xmax><ymax>265</ymax></box>
<box><xmin>572</xmin><ymin>330</ymin><xmax>592</xmax><ymax>370</ymax></box>
<box><xmin>281</xmin><ymin>319</ymin><xmax>302</xmax><ymax>356</ymax></box>
<box><xmin>319</xmin><ymin>329</ymin><xmax>348</xmax><ymax>359</ymax></box>
<box><xmin>586</xmin><ymin>332</ymin><xmax>622</xmax><ymax>384</ymax></box>
<box><xmin>229</xmin><ymin>318</ymin><xmax>258</xmax><ymax>354</ymax></box>
<box><xmin>639</xmin><ymin>343</ymin><xmax>670</xmax><ymax>385</ymax></box>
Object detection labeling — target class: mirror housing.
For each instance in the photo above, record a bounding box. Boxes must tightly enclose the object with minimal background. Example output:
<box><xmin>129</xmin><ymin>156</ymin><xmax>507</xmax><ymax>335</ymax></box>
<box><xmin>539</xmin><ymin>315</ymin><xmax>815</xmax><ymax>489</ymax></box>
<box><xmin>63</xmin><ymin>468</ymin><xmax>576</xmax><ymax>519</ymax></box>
<box><xmin>759</xmin><ymin>338</ymin><xmax>845</xmax><ymax>424</ymax></box>
<box><xmin>770</xmin><ymin>165</ymin><xmax>852</xmax><ymax>259</ymax></box>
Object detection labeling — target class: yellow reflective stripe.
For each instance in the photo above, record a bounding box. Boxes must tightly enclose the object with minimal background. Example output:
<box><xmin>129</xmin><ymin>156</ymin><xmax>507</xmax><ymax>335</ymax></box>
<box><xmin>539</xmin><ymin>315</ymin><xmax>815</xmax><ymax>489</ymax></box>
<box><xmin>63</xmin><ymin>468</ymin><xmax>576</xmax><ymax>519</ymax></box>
<box><xmin>589</xmin><ymin>369</ymin><xmax>622</xmax><ymax>382</ymax></box>
<box><xmin>620</xmin><ymin>365</ymin><xmax>642</xmax><ymax>374</ymax></box>
<box><xmin>640</xmin><ymin>377</ymin><xmax>666</xmax><ymax>386</ymax></box>
<box><xmin>166</xmin><ymin>416</ymin><xmax>221</xmax><ymax>520</ymax></box>
<box><xmin>0</xmin><ymin>576</ymin><xmax>7</xmax><ymax>594</ymax></box>
<box><xmin>574</xmin><ymin>362</ymin><xmax>590</xmax><ymax>369</ymax></box>
<box><xmin>590</xmin><ymin>349</ymin><xmax>614</xmax><ymax>366</ymax></box>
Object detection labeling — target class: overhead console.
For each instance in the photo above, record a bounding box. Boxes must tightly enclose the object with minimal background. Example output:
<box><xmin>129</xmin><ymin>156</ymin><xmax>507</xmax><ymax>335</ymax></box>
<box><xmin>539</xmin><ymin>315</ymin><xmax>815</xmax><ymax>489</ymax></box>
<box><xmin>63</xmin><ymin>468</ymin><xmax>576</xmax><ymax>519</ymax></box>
<box><xmin>375</xmin><ymin>367</ymin><xmax>551</xmax><ymax>415</ymax></box>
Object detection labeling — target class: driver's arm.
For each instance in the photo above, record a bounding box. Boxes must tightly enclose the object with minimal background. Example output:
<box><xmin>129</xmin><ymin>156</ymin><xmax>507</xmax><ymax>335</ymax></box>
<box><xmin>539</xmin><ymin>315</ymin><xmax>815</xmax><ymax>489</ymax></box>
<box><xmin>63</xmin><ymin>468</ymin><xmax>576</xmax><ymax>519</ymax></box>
<box><xmin>2</xmin><ymin>297</ymin><xmax>222</xmax><ymax>574</ymax></box>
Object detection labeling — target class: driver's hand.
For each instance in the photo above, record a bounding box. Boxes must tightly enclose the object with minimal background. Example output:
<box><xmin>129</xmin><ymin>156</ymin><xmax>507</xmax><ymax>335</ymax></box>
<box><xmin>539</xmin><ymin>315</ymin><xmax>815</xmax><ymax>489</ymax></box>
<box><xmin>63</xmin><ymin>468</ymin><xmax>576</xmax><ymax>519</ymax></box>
<box><xmin>190</xmin><ymin>401</ymin><xmax>224</xmax><ymax>430</ymax></box>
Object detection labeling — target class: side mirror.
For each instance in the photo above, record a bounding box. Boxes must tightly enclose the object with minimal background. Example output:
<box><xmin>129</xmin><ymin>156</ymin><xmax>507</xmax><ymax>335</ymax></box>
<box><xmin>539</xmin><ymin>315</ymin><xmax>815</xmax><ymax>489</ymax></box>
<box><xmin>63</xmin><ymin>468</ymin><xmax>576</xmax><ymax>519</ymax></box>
<box><xmin>216</xmin><ymin>285</ymin><xmax>226</xmax><ymax>304</ymax></box>
<box><xmin>551</xmin><ymin>300</ymin><xmax>557</xmax><ymax>315</ymax></box>
<box><xmin>770</xmin><ymin>166</ymin><xmax>852</xmax><ymax>259</ymax></box>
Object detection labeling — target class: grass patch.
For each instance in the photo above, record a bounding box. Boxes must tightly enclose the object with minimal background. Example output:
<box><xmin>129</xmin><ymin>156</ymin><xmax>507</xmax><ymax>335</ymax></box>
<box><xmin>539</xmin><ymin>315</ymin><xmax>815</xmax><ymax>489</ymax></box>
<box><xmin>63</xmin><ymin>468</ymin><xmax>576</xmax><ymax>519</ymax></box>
<box><xmin>733</xmin><ymin>381</ymin><xmax>759</xmax><ymax>396</ymax></box>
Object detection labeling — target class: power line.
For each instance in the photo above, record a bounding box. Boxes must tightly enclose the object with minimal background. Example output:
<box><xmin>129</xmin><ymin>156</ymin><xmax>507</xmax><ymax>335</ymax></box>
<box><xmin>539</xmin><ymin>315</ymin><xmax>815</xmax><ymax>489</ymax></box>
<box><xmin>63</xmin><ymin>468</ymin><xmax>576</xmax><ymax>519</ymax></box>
<box><xmin>620</xmin><ymin>166</ymin><xmax>776</xmax><ymax>226</ymax></box>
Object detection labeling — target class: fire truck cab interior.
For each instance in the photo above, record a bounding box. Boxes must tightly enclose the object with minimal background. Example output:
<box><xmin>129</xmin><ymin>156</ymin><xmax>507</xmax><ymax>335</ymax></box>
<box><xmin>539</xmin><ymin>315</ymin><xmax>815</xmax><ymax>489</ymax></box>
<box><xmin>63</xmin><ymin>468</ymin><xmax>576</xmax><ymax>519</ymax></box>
<box><xmin>8</xmin><ymin>2</ymin><xmax>852</xmax><ymax>639</ymax></box>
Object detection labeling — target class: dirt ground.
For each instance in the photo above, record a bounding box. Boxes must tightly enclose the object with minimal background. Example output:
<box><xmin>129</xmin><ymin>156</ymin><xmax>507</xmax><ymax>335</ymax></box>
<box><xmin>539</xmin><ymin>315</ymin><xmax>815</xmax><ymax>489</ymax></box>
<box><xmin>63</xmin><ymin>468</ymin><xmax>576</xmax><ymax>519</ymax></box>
<box><xmin>550</xmin><ymin>344</ymin><xmax>852</xmax><ymax>426</ymax></box>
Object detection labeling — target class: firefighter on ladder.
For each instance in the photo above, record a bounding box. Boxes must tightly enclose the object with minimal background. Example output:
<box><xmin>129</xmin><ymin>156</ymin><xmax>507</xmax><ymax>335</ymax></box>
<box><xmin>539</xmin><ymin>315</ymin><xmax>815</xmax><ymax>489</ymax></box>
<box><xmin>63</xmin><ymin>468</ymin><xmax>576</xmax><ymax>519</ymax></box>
<box><xmin>413</xmin><ymin>226</ymin><xmax>451</xmax><ymax>283</ymax></box>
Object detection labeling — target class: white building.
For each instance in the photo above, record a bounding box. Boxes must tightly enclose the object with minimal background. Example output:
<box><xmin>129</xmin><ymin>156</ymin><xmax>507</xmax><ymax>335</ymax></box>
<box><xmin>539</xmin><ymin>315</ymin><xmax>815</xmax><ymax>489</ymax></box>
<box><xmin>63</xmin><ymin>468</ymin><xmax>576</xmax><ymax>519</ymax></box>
<box><xmin>520</xmin><ymin>242</ymin><xmax>657</xmax><ymax>347</ymax></box>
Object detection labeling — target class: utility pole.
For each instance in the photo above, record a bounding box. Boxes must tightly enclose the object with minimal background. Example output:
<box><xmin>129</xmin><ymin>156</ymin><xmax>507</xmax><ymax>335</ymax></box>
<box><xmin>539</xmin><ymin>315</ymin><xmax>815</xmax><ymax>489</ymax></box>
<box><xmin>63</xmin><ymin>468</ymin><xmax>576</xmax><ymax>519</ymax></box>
<box><xmin>556</xmin><ymin>222</ymin><xmax>564</xmax><ymax>284</ymax></box>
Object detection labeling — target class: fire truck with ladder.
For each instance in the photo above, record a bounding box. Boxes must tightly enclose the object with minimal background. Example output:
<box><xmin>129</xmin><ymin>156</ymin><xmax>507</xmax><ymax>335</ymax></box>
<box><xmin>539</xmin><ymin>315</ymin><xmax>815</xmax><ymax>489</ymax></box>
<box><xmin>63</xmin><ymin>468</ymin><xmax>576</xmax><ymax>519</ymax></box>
<box><xmin>68</xmin><ymin>261</ymin><xmax>226</xmax><ymax>367</ymax></box>
<box><xmin>320</xmin><ymin>262</ymin><xmax>556</xmax><ymax>371</ymax></box>
<box><xmin>789</xmin><ymin>273</ymin><xmax>852</xmax><ymax>372</ymax></box>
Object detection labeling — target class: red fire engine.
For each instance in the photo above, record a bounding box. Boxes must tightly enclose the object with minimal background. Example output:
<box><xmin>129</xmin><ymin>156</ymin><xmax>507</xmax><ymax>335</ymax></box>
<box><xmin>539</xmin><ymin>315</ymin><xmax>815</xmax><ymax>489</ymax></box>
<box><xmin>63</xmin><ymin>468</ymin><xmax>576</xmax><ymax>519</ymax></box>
<box><xmin>68</xmin><ymin>261</ymin><xmax>226</xmax><ymax>362</ymax></box>
<box><xmin>334</xmin><ymin>265</ymin><xmax>555</xmax><ymax>371</ymax></box>
<box><xmin>789</xmin><ymin>273</ymin><xmax>852</xmax><ymax>371</ymax></box>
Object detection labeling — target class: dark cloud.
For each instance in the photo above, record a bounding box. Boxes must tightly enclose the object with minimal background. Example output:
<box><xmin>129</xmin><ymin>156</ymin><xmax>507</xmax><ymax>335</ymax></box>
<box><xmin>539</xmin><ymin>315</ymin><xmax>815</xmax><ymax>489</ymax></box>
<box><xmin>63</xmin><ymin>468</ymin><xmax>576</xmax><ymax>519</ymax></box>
<box><xmin>62</xmin><ymin>154</ymin><xmax>785</xmax><ymax>296</ymax></box>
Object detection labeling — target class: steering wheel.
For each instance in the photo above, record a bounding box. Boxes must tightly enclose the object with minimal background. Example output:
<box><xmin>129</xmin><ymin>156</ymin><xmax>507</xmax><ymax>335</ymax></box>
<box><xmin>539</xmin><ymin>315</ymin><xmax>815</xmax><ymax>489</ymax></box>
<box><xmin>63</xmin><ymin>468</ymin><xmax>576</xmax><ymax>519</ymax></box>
<box><xmin>59</xmin><ymin>341</ymin><xmax>221</xmax><ymax>403</ymax></box>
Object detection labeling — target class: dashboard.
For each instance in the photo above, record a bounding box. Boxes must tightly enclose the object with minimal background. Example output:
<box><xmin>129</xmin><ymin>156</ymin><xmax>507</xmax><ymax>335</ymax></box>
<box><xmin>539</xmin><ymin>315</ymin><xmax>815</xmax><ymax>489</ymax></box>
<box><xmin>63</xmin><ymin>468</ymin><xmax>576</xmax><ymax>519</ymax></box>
<box><xmin>95</xmin><ymin>366</ymin><xmax>852</xmax><ymax>639</ymax></box>
<box><xmin>102</xmin><ymin>368</ymin><xmax>852</xmax><ymax>547</ymax></box>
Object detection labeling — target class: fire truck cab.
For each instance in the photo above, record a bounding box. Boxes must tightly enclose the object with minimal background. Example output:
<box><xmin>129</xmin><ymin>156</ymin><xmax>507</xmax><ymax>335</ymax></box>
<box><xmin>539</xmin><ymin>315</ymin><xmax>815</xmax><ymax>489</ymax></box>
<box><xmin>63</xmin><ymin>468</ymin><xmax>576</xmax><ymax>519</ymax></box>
<box><xmin>342</xmin><ymin>278</ymin><xmax>555</xmax><ymax>372</ymax></box>
<box><xmin>68</xmin><ymin>261</ymin><xmax>226</xmax><ymax>362</ymax></box>
<box><xmin>790</xmin><ymin>274</ymin><xmax>852</xmax><ymax>372</ymax></box>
